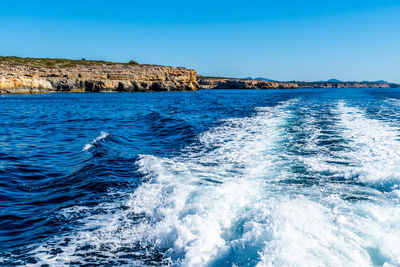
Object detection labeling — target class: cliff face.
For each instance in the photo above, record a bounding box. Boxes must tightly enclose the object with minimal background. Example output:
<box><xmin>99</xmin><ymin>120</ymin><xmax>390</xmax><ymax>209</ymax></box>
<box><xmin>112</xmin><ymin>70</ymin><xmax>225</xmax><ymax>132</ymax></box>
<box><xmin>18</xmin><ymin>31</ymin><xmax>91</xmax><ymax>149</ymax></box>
<box><xmin>198</xmin><ymin>78</ymin><xmax>298</xmax><ymax>89</ymax></box>
<box><xmin>0</xmin><ymin>62</ymin><xmax>198</xmax><ymax>93</ymax></box>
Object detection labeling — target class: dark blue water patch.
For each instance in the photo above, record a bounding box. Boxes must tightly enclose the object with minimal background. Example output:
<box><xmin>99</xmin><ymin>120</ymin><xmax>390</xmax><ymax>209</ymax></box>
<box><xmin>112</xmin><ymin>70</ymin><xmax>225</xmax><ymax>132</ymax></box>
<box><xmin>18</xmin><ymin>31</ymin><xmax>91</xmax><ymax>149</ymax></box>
<box><xmin>0</xmin><ymin>158</ymin><xmax>136</xmax><ymax>253</ymax></box>
<box><xmin>141</xmin><ymin>110</ymin><xmax>197</xmax><ymax>151</ymax></box>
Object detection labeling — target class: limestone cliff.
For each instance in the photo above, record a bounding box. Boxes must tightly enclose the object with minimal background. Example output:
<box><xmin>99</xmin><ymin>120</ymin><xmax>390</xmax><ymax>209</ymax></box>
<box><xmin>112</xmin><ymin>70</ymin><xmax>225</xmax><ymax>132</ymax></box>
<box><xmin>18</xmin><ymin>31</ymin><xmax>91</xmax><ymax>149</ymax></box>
<box><xmin>0</xmin><ymin>57</ymin><xmax>198</xmax><ymax>93</ymax></box>
<box><xmin>198</xmin><ymin>77</ymin><xmax>298</xmax><ymax>89</ymax></box>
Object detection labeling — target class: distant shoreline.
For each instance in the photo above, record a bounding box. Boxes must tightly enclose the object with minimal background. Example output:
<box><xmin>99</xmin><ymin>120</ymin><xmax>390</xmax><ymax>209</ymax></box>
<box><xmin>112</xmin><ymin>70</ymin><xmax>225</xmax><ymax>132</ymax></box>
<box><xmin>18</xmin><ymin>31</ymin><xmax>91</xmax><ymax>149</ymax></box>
<box><xmin>197</xmin><ymin>77</ymin><xmax>399</xmax><ymax>90</ymax></box>
<box><xmin>0</xmin><ymin>56</ymin><xmax>398</xmax><ymax>94</ymax></box>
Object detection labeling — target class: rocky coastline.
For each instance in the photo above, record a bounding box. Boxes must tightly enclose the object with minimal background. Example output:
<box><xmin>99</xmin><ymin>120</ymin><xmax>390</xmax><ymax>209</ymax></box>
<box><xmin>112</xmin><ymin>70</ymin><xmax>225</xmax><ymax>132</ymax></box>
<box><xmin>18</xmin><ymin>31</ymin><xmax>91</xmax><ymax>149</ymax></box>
<box><xmin>0</xmin><ymin>56</ymin><xmax>398</xmax><ymax>93</ymax></box>
<box><xmin>198</xmin><ymin>77</ymin><xmax>298</xmax><ymax>89</ymax></box>
<box><xmin>0</xmin><ymin>57</ymin><xmax>198</xmax><ymax>94</ymax></box>
<box><xmin>198</xmin><ymin>78</ymin><xmax>399</xmax><ymax>90</ymax></box>
<box><xmin>296</xmin><ymin>82</ymin><xmax>399</xmax><ymax>88</ymax></box>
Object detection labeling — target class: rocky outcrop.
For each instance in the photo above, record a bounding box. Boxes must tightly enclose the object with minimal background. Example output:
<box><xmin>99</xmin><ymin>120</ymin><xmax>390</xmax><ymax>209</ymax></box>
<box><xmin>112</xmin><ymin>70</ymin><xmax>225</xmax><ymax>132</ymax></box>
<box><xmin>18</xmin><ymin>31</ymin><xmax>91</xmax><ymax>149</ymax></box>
<box><xmin>198</xmin><ymin>78</ymin><xmax>298</xmax><ymax>89</ymax></box>
<box><xmin>0</xmin><ymin>61</ymin><xmax>198</xmax><ymax>93</ymax></box>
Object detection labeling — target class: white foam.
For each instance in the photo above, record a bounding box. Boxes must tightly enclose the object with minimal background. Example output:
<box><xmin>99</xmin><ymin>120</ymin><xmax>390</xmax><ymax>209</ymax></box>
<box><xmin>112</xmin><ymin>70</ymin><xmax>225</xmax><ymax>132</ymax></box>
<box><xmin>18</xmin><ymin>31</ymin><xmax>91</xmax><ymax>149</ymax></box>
<box><xmin>29</xmin><ymin>98</ymin><xmax>400</xmax><ymax>266</ymax></box>
<box><xmin>253</xmin><ymin>101</ymin><xmax>400</xmax><ymax>266</ymax></box>
<box><xmin>82</xmin><ymin>131</ymin><xmax>109</xmax><ymax>151</ymax></box>
<box><xmin>30</xmin><ymin>100</ymin><xmax>293</xmax><ymax>266</ymax></box>
<box><xmin>336</xmin><ymin>102</ymin><xmax>400</xmax><ymax>185</ymax></box>
<box><xmin>385</xmin><ymin>98</ymin><xmax>400</xmax><ymax>106</ymax></box>
<box><xmin>127</xmin><ymin>101</ymin><xmax>293</xmax><ymax>266</ymax></box>
<box><xmin>256</xmin><ymin>193</ymin><xmax>400</xmax><ymax>267</ymax></box>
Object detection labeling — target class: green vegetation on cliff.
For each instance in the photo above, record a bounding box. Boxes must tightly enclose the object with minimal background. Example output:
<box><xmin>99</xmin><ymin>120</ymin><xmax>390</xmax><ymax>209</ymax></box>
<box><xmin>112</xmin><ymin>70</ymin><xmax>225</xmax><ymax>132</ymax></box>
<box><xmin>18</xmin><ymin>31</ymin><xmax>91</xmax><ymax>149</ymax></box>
<box><xmin>0</xmin><ymin>56</ymin><xmax>139</xmax><ymax>68</ymax></box>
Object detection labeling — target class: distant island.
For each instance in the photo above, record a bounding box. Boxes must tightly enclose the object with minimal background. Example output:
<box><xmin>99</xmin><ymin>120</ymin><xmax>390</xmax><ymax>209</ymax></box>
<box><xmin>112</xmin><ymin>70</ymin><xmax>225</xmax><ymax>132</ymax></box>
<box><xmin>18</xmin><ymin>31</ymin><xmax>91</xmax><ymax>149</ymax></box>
<box><xmin>0</xmin><ymin>56</ymin><xmax>398</xmax><ymax>94</ymax></box>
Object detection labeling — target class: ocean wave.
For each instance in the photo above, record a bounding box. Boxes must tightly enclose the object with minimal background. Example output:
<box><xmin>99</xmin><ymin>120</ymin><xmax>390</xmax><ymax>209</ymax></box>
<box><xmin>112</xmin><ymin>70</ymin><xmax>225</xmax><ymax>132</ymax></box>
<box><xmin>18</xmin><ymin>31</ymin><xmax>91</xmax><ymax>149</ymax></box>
<box><xmin>336</xmin><ymin>102</ymin><xmax>400</xmax><ymax>187</ymax></box>
<box><xmin>29</xmin><ymin>99</ymin><xmax>293</xmax><ymax>266</ymax></box>
<box><xmin>251</xmin><ymin>100</ymin><xmax>400</xmax><ymax>266</ymax></box>
<box><xmin>26</xmin><ymin>97</ymin><xmax>400</xmax><ymax>266</ymax></box>
<box><xmin>123</xmin><ymin>100</ymin><xmax>293</xmax><ymax>266</ymax></box>
<box><xmin>82</xmin><ymin>131</ymin><xmax>110</xmax><ymax>151</ymax></box>
<box><xmin>384</xmin><ymin>98</ymin><xmax>400</xmax><ymax>106</ymax></box>
<box><xmin>145</xmin><ymin>111</ymin><xmax>196</xmax><ymax>138</ymax></box>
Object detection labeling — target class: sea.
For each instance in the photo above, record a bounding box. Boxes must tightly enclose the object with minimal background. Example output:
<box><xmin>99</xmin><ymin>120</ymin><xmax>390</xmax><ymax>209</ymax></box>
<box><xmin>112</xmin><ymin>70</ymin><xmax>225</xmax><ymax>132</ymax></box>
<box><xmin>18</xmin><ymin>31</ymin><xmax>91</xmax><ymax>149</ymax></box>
<box><xmin>1</xmin><ymin>88</ymin><xmax>400</xmax><ymax>266</ymax></box>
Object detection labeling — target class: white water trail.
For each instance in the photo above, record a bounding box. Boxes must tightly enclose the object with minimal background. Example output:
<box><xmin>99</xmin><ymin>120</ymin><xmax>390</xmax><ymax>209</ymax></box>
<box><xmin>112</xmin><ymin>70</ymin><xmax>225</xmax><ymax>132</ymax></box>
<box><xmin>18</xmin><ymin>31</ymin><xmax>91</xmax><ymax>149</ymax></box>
<box><xmin>336</xmin><ymin>102</ymin><xmax>400</xmax><ymax>186</ymax></box>
<box><xmin>254</xmin><ymin>101</ymin><xmax>400</xmax><ymax>266</ymax></box>
<box><xmin>31</xmin><ymin>99</ymin><xmax>400</xmax><ymax>266</ymax></box>
<box><xmin>31</xmin><ymin>100</ymin><xmax>294</xmax><ymax>266</ymax></box>
<box><xmin>129</xmin><ymin>101</ymin><xmax>294</xmax><ymax>266</ymax></box>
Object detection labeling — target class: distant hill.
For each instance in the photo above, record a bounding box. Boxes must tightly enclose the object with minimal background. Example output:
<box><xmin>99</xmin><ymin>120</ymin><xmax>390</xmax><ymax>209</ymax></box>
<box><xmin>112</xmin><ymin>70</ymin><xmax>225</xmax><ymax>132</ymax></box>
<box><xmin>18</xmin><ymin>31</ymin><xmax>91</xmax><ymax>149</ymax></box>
<box><xmin>243</xmin><ymin>77</ymin><xmax>274</xmax><ymax>82</ymax></box>
<box><xmin>326</xmin><ymin>79</ymin><xmax>342</xmax><ymax>83</ymax></box>
<box><xmin>314</xmin><ymin>79</ymin><xmax>343</xmax><ymax>83</ymax></box>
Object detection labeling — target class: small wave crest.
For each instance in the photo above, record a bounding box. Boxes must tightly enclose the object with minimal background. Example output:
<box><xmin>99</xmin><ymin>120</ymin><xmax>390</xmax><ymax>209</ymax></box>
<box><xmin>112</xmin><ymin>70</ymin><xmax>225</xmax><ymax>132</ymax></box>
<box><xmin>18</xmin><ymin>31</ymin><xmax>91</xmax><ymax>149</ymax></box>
<box><xmin>82</xmin><ymin>131</ymin><xmax>110</xmax><ymax>151</ymax></box>
<box><xmin>384</xmin><ymin>98</ymin><xmax>400</xmax><ymax>106</ymax></box>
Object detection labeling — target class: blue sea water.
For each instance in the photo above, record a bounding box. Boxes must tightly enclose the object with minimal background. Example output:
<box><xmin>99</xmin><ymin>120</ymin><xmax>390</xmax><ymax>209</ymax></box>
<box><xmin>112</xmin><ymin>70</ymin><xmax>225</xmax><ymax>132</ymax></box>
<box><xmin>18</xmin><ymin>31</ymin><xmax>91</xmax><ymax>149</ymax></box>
<box><xmin>1</xmin><ymin>88</ymin><xmax>400</xmax><ymax>266</ymax></box>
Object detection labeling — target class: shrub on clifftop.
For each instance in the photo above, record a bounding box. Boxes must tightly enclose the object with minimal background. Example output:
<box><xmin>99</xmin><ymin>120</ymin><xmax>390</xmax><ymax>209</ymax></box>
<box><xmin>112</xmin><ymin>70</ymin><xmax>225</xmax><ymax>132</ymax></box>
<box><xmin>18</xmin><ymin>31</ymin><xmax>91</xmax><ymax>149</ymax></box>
<box><xmin>128</xmin><ymin>60</ymin><xmax>139</xmax><ymax>65</ymax></box>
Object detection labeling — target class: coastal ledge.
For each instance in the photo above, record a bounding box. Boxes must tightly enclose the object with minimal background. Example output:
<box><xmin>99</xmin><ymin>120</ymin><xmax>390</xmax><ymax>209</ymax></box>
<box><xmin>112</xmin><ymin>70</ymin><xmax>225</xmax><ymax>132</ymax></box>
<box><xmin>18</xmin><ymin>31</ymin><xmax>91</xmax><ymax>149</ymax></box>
<box><xmin>0</xmin><ymin>56</ymin><xmax>199</xmax><ymax>93</ymax></box>
<box><xmin>198</xmin><ymin>77</ymin><xmax>298</xmax><ymax>89</ymax></box>
<box><xmin>198</xmin><ymin>77</ymin><xmax>399</xmax><ymax>89</ymax></box>
<box><xmin>296</xmin><ymin>81</ymin><xmax>400</xmax><ymax>88</ymax></box>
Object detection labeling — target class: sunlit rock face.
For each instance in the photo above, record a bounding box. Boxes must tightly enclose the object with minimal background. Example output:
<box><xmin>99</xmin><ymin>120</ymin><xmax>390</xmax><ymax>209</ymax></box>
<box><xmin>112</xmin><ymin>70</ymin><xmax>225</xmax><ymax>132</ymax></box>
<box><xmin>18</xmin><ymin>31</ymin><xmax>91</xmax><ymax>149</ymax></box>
<box><xmin>0</xmin><ymin>62</ymin><xmax>199</xmax><ymax>93</ymax></box>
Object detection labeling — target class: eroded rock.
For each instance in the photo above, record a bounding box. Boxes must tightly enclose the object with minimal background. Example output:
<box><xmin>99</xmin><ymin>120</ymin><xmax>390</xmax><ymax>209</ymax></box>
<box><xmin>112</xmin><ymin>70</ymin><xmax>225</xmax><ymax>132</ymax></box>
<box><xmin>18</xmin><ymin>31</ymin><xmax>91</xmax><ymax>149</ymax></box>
<box><xmin>0</xmin><ymin>62</ymin><xmax>199</xmax><ymax>93</ymax></box>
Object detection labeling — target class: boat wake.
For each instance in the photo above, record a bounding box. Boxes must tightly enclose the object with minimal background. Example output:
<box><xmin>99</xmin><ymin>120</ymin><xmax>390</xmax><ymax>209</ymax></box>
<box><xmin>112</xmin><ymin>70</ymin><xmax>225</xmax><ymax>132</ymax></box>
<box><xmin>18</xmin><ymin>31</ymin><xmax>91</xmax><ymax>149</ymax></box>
<box><xmin>29</xmin><ymin>98</ymin><xmax>400</xmax><ymax>266</ymax></box>
<box><xmin>337</xmin><ymin>102</ymin><xmax>400</xmax><ymax>187</ymax></box>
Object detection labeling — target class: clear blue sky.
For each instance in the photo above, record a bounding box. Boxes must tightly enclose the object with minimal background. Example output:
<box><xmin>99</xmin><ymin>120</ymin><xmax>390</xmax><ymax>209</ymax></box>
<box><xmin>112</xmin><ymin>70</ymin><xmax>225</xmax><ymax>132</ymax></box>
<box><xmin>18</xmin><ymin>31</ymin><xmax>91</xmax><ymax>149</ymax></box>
<box><xmin>1</xmin><ymin>0</ymin><xmax>399</xmax><ymax>82</ymax></box>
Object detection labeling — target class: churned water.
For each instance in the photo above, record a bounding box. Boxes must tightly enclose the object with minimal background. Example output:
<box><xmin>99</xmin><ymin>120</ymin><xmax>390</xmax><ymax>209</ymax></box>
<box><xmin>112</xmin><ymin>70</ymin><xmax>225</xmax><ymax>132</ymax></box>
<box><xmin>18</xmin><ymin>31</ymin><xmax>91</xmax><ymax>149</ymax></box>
<box><xmin>1</xmin><ymin>88</ymin><xmax>400</xmax><ymax>266</ymax></box>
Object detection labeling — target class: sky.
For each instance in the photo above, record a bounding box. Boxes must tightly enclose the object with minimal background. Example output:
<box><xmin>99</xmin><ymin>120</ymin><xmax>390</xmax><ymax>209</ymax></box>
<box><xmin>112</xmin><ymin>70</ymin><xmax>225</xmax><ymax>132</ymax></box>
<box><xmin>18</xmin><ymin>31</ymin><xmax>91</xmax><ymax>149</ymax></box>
<box><xmin>1</xmin><ymin>0</ymin><xmax>400</xmax><ymax>82</ymax></box>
